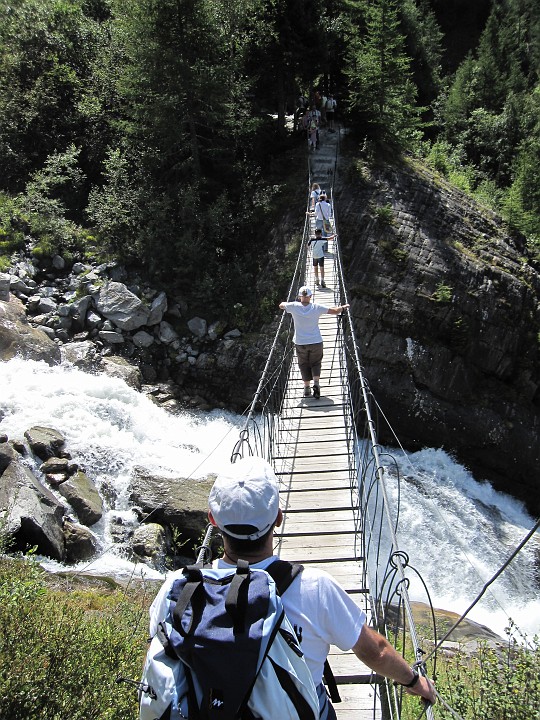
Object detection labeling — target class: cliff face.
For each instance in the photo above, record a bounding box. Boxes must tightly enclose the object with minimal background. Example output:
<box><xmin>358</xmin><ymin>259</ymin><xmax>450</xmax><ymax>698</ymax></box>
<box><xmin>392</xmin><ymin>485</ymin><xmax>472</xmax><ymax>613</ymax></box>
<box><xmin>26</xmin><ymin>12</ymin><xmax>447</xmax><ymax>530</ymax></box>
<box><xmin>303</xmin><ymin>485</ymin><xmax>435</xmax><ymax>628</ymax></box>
<box><xmin>335</xmin><ymin>150</ymin><xmax>540</xmax><ymax>516</ymax></box>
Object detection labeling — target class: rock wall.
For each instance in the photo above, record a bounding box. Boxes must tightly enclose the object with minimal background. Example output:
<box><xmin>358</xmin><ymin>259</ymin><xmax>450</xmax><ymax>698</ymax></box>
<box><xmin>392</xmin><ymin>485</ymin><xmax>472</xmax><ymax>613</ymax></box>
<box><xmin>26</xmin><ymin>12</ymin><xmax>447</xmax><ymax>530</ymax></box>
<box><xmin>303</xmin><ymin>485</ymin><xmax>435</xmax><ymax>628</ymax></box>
<box><xmin>334</xmin><ymin>149</ymin><xmax>540</xmax><ymax>515</ymax></box>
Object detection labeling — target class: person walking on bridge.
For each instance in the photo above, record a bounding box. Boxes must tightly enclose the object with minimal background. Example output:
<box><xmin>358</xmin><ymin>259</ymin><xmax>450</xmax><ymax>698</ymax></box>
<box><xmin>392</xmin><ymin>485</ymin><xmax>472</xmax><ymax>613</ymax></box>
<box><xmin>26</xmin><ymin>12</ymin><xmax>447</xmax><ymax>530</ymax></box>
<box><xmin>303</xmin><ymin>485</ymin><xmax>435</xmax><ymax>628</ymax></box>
<box><xmin>279</xmin><ymin>286</ymin><xmax>349</xmax><ymax>399</ymax></box>
<box><xmin>204</xmin><ymin>456</ymin><xmax>437</xmax><ymax>719</ymax></box>
<box><xmin>309</xmin><ymin>228</ymin><xmax>335</xmax><ymax>289</ymax></box>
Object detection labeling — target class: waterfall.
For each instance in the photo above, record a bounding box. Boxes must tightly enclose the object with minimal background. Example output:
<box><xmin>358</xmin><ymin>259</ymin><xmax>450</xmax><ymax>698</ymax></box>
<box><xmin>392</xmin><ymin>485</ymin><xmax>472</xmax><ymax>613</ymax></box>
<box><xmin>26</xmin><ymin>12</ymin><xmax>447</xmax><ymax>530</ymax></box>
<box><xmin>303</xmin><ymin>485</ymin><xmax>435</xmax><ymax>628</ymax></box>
<box><xmin>1</xmin><ymin>357</ymin><xmax>538</xmax><ymax>638</ymax></box>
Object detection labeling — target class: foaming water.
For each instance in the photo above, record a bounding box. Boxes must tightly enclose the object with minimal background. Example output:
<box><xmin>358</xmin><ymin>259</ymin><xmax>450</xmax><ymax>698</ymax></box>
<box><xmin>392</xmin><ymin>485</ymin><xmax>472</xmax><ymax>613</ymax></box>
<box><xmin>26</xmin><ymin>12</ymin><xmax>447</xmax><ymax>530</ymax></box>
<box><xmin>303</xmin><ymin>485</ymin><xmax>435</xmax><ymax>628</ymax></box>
<box><xmin>2</xmin><ymin>358</ymin><xmax>539</xmax><ymax>635</ymax></box>
<box><xmin>381</xmin><ymin>446</ymin><xmax>540</xmax><ymax>639</ymax></box>
<box><xmin>0</xmin><ymin>358</ymin><xmax>244</xmax><ymax>580</ymax></box>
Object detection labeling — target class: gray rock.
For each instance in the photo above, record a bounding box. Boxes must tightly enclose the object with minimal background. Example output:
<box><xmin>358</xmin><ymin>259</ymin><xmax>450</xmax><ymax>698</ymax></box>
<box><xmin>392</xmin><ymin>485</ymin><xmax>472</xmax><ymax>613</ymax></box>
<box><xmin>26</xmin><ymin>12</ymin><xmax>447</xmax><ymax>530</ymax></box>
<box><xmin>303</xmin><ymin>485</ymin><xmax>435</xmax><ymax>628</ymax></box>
<box><xmin>128</xmin><ymin>467</ymin><xmax>215</xmax><ymax>545</ymax></box>
<box><xmin>52</xmin><ymin>255</ymin><xmax>65</xmax><ymax>270</ymax></box>
<box><xmin>98</xmin><ymin>330</ymin><xmax>124</xmax><ymax>344</ymax></box>
<box><xmin>0</xmin><ymin>441</ymin><xmax>18</xmax><ymax>473</ymax></box>
<box><xmin>0</xmin><ymin>273</ymin><xmax>11</xmax><ymax>301</ymax></box>
<box><xmin>132</xmin><ymin>330</ymin><xmax>155</xmax><ymax>348</ymax></box>
<box><xmin>71</xmin><ymin>294</ymin><xmax>93</xmax><ymax>317</ymax></box>
<box><xmin>94</xmin><ymin>281</ymin><xmax>150</xmax><ymax>331</ymax></box>
<box><xmin>86</xmin><ymin>310</ymin><xmax>103</xmax><ymax>329</ymax></box>
<box><xmin>72</xmin><ymin>262</ymin><xmax>89</xmax><ymax>274</ymax></box>
<box><xmin>24</xmin><ymin>426</ymin><xmax>66</xmax><ymax>461</ymax></box>
<box><xmin>147</xmin><ymin>291</ymin><xmax>168</xmax><ymax>326</ymax></box>
<box><xmin>208</xmin><ymin>320</ymin><xmax>226</xmax><ymax>341</ymax></box>
<box><xmin>37</xmin><ymin>325</ymin><xmax>56</xmax><ymax>340</ymax></box>
<box><xmin>131</xmin><ymin>522</ymin><xmax>168</xmax><ymax>568</ymax></box>
<box><xmin>60</xmin><ymin>340</ymin><xmax>98</xmax><ymax>368</ymax></box>
<box><xmin>40</xmin><ymin>457</ymin><xmax>71</xmax><ymax>475</ymax></box>
<box><xmin>0</xmin><ymin>458</ymin><xmax>66</xmax><ymax>560</ymax></box>
<box><xmin>0</xmin><ymin>298</ymin><xmax>61</xmax><ymax>364</ymax></box>
<box><xmin>224</xmin><ymin>328</ymin><xmax>241</xmax><ymax>339</ymax></box>
<box><xmin>56</xmin><ymin>469</ymin><xmax>103</xmax><ymax>527</ymax></box>
<box><xmin>64</xmin><ymin>520</ymin><xmax>98</xmax><ymax>563</ymax></box>
<box><xmin>187</xmin><ymin>316</ymin><xmax>207</xmax><ymax>338</ymax></box>
<box><xmin>100</xmin><ymin>355</ymin><xmax>142</xmax><ymax>389</ymax></box>
<box><xmin>9</xmin><ymin>276</ymin><xmax>34</xmax><ymax>294</ymax></box>
<box><xmin>36</xmin><ymin>296</ymin><xmax>57</xmax><ymax>314</ymax></box>
<box><xmin>158</xmin><ymin>321</ymin><xmax>178</xmax><ymax>344</ymax></box>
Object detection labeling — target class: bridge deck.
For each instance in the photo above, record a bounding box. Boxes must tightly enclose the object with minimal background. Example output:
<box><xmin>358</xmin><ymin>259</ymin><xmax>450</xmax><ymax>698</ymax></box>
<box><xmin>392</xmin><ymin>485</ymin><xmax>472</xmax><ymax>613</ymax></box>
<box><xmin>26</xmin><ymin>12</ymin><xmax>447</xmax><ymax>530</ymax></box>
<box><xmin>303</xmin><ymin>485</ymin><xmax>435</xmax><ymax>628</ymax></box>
<box><xmin>273</xmin><ymin>129</ymin><xmax>383</xmax><ymax>719</ymax></box>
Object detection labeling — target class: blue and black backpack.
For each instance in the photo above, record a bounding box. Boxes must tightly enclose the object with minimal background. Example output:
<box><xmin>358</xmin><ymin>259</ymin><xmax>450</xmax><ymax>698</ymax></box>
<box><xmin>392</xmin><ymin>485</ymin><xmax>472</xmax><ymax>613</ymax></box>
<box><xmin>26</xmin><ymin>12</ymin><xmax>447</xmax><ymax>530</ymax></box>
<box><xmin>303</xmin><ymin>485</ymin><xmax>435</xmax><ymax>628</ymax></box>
<box><xmin>139</xmin><ymin>559</ymin><xmax>320</xmax><ymax>720</ymax></box>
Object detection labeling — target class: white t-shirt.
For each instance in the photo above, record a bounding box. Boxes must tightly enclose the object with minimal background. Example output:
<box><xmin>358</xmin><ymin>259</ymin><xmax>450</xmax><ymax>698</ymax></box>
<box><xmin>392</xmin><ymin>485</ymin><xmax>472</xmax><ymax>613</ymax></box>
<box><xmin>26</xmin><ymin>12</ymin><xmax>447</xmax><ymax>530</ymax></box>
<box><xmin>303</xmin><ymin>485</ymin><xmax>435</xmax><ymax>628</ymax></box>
<box><xmin>216</xmin><ymin>556</ymin><xmax>366</xmax><ymax>684</ymax></box>
<box><xmin>283</xmin><ymin>301</ymin><xmax>328</xmax><ymax>344</ymax></box>
<box><xmin>310</xmin><ymin>237</ymin><xmax>326</xmax><ymax>260</ymax></box>
<box><xmin>315</xmin><ymin>200</ymin><xmax>331</xmax><ymax>221</ymax></box>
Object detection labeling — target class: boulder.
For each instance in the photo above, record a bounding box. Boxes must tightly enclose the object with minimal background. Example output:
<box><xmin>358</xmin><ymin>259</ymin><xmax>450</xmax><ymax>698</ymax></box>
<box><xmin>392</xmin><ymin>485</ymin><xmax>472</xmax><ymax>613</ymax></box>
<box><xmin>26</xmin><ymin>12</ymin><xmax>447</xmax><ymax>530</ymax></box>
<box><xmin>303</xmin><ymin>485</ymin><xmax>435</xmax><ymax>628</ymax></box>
<box><xmin>187</xmin><ymin>316</ymin><xmax>207</xmax><ymax>338</ymax></box>
<box><xmin>0</xmin><ymin>297</ymin><xmax>61</xmax><ymax>364</ymax></box>
<box><xmin>0</xmin><ymin>273</ymin><xmax>10</xmax><ymax>301</ymax></box>
<box><xmin>131</xmin><ymin>522</ymin><xmax>169</xmax><ymax>568</ymax></box>
<box><xmin>0</xmin><ymin>459</ymin><xmax>66</xmax><ymax>560</ymax></box>
<box><xmin>158</xmin><ymin>321</ymin><xmax>178</xmax><ymax>344</ymax></box>
<box><xmin>94</xmin><ymin>281</ymin><xmax>150</xmax><ymax>330</ymax></box>
<box><xmin>0</xmin><ymin>441</ymin><xmax>19</xmax><ymax>473</ymax></box>
<box><xmin>63</xmin><ymin>520</ymin><xmax>98</xmax><ymax>563</ymax></box>
<box><xmin>147</xmin><ymin>291</ymin><xmax>168</xmax><ymax>326</ymax></box>
<box><xmin>60</xmin><ymin>340</ymin><xmax>99</xmax><ymax>368</ymax></box>
<box><xmin>132</xmin><ymin>330</ymin><xmax>155</xmax><ymax>348</ymax></box>
<box><xmin>24</xmin><ymin>426</ymin><xmax>66</xmax><ymax>461</ymax></box>
<box><xmin>128</xmin><ymin>467</ymin><xmax>215</xmax><ymax>545</ymax></box>
<box><xmin>100</xmin><ymin>355</ymin><xmax>142</xmax><ymax>389</ymax></box>
<box><xmin>56</xmin><ymin>470</ymin><xmax>103</xmax><ymax>527</ymax></box>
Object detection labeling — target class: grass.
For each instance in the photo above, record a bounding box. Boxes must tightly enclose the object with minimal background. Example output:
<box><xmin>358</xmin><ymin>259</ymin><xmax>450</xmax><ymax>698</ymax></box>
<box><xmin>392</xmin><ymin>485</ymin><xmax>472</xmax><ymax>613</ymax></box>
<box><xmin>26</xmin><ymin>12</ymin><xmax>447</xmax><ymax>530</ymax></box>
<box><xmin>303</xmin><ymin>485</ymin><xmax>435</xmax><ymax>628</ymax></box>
<box><xmin>0</xmin><ymin>553</ymin><xmax>152</xmax><ymax>720</ymax></box>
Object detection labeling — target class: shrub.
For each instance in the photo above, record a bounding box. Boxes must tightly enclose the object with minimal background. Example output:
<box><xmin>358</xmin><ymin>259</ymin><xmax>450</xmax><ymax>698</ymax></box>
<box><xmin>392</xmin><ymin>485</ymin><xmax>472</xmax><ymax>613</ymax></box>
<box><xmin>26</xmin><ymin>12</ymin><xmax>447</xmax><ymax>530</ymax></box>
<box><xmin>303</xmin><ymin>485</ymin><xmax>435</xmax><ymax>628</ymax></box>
<box><xmin>0</xmin><ymin>556</ymin><xmax>150</xmax><ymax>720</ymax></box>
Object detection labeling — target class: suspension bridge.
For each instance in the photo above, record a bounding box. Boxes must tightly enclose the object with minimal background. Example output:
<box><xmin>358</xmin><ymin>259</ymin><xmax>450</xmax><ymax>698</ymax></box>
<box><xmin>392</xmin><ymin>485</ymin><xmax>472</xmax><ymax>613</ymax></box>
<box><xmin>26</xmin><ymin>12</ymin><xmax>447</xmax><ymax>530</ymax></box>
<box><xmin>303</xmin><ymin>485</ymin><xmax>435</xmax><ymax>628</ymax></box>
<box><xmin>230</xmin><ymin>126</ymin><xmax>436</xmax><ymax>720</ymax></box>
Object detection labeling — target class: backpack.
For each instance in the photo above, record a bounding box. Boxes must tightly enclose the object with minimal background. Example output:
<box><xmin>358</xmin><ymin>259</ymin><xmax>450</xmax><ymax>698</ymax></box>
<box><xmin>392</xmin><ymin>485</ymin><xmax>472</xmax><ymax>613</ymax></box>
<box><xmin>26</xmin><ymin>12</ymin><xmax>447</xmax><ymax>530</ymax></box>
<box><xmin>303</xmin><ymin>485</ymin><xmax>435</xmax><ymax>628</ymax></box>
<box><xmin>139</xmin><ymin>559</ymin><xmax>320</xmax><ymax>720</ymax></box>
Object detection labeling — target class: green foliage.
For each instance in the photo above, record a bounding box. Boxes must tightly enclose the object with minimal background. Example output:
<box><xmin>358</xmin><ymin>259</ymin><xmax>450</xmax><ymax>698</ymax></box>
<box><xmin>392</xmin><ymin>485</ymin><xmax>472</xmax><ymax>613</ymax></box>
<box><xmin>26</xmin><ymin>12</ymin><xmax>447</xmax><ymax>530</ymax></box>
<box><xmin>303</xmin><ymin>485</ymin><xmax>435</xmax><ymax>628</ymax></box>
<box><xmin>0</xmin><ymin>556</ymin><xmax>149</xmax><ymax>720</ymax></box>
<box><xmin>432</xmin><ymin>282</ymin><xmax>453</xmax><ymax>303</ymax></box>
<box><xmin>433</xmin><ymin>633</ymin><xmax>540</xmax><ymax>720</ymax></box>
<box><xmin>343</xmin><ymin>0</ymin><xmax>423</xmax><ymax>149</ymax></box>
<box><xmin>374</xmin><ymin>203</ymin><xmax>394</xmax><ymax>225</ymax></box>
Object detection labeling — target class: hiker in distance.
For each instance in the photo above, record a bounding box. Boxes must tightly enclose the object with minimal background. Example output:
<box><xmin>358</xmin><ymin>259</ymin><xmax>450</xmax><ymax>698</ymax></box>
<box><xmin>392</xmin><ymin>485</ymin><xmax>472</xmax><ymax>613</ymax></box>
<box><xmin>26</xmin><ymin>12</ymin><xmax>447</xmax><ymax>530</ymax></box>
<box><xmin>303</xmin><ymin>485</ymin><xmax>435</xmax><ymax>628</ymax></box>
<box><xmin>279</xmin><ymin>286</ymin><xmax>348</xmax><ymax>399</ymax></box>
<box><xmin>207</xmin><ymin>456</ymin><xmax>437</xmax><ymax>717</ymax></box>
<box><xmin>309</xmin><ymin>227</ymin><xmax>335</xmax><ymax>289</ymax></box>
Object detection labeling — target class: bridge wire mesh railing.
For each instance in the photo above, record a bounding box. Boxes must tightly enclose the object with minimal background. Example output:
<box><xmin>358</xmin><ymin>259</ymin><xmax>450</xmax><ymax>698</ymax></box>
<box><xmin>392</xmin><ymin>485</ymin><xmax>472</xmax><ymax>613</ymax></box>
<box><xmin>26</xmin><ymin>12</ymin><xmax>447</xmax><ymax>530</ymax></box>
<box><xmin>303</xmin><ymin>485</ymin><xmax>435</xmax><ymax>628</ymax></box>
<box><xmin>230</xmin><ymin>181</ymin><xmax>436</xmax><ymax>720</ymax></box>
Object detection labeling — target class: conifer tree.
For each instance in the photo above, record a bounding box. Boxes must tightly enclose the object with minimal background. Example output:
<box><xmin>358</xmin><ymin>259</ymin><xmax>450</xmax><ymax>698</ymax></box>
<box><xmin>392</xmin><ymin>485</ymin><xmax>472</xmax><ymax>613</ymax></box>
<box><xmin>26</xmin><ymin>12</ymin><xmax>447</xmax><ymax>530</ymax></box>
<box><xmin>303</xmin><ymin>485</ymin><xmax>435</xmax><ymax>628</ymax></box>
<box><xmin>343</xmin><ymin>0</ymin><xmax>421</xmax><ymax>148</ymax></box>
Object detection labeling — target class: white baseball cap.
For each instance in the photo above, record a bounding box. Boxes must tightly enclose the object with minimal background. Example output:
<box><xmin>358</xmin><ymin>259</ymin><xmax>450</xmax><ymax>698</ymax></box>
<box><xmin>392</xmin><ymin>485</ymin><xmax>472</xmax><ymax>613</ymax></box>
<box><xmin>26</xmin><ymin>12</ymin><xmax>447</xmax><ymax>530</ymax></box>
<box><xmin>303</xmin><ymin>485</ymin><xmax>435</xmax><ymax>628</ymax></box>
<box><xmin>298</xmin><ymin>286</ymin><xmax>312</xmax><ymax>297</ymax></box>
<box><xmin>208</xmin><ymin>456</ymin><xmax>280</xmax><ymax>540</ymax></box>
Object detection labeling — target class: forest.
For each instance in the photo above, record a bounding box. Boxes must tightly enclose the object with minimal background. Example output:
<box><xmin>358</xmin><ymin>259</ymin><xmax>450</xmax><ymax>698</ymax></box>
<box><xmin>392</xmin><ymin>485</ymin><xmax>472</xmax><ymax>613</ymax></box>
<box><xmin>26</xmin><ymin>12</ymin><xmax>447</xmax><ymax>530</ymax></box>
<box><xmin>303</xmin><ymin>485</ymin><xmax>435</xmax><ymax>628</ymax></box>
<box><xmin>0</xmin><ymin>0</ymin><xmax>539</xmax><ymax>319</ymax></box>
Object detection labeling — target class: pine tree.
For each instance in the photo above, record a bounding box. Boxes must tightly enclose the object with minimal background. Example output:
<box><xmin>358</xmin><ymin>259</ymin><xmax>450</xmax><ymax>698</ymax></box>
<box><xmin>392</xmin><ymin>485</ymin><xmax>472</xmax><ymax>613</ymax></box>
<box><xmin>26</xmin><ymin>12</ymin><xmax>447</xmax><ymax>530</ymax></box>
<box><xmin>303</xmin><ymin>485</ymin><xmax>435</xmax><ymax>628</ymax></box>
<box><xmin>343</xmin><ymin>0</ymin><xmax>421</xmax><ymax>148</ymax></box>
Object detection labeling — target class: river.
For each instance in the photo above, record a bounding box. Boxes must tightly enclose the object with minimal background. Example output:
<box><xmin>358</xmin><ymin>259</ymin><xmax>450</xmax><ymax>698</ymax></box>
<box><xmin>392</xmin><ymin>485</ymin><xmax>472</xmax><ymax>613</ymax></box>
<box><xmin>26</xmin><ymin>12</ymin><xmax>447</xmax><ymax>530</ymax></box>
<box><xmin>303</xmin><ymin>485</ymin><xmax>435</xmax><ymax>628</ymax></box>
<box><xmin>1</xmin><ymin>357</ymin><xmax>538</xmax><ymax>639</ymax></box>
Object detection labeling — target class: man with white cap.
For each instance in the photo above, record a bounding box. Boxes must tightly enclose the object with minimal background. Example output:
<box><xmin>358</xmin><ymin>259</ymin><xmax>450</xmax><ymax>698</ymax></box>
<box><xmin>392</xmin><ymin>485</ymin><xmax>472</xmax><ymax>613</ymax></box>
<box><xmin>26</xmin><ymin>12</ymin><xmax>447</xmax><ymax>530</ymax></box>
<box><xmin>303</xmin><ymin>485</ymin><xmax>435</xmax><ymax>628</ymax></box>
<box><xmin>208</xmin><ymin>456</ymin><xmax>437</xmax><ymax>718</ymax></box>
<box><xmin>279</xmin><ymin>287</ymin><xmax>349</xmax><ymax>399</ymax></box>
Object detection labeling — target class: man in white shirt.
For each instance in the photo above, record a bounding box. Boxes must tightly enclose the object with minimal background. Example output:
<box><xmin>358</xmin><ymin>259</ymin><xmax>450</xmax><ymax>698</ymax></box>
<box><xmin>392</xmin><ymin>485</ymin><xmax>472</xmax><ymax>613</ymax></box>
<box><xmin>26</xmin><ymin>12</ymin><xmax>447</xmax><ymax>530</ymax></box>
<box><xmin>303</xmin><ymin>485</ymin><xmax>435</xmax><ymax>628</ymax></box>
<box><xmin>205</xmin><ymin>457</ymin><xmax>437</xmax><ymax>719</ymax></box>
<box><xmin>279</xmin><ymin>286</ymin><xmax>348</xmax><ymax>399</ymax></box>
<box><xmin>313</xmin><ymin>194</ymin><xmax>332</xmax><ymax>237</ymax></box>
<box><xmin>309</xmin><ymin>228</ymin><xmax>335</xmax><ymax>289</ymax></box>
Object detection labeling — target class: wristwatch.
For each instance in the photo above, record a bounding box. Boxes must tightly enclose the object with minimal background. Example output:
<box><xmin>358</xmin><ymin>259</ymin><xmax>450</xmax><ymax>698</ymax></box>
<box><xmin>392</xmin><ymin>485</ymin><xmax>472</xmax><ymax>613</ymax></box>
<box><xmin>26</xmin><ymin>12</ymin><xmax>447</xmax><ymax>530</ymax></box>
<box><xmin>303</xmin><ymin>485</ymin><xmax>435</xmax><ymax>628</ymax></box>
<box><xmin>402</xmin><ymin>669</ymin><xmax>420</xmax><ymax>688</ymax></box>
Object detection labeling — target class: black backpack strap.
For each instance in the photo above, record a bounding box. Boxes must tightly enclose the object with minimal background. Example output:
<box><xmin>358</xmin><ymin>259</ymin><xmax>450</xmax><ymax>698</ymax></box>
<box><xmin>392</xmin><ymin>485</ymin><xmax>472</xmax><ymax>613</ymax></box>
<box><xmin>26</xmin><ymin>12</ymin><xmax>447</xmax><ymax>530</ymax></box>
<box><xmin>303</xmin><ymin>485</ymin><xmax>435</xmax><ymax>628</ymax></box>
<box><xmin>267</xmin><ymin>560</ymin><xmax>342</xmax><ymax>704</ymax></box>
<box><xmin>266</xmin><ymin>559</ymin><xmax>303</xmax><ymax>595</ymax></box>
<box><xmin>172</xmin><ymin>565</ymin><xmax>204</xmax><ymax>638</ymax></box>
<box><xmin>225</xmin><ymin>559</ymin><xmax>251</xmax><ymax>634</ymax></box>
<box><xmin>323</xmin><ymin>660</ymin><xmax>341</xmax><ymax>703</ymax></box>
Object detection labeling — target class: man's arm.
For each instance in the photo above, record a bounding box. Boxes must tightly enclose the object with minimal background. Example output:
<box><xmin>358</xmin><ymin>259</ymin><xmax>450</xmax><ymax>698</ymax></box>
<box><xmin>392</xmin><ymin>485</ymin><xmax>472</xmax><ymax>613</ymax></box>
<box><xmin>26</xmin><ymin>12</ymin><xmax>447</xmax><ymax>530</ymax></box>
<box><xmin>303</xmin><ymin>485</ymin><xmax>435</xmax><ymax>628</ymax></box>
<box><xmin>352</xmin><ymin>625</ymin><xmax>436</xmax><ymax>704</ymax></box>
<box><xmin>327</xmin><ymin>303</ymin><xmax>349</xmax><ymax>315</ymax></box>
<box><xmin>279</xmin><ymin>302</ymin><xmax>287</xmax><ymax>310</ymax></box>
